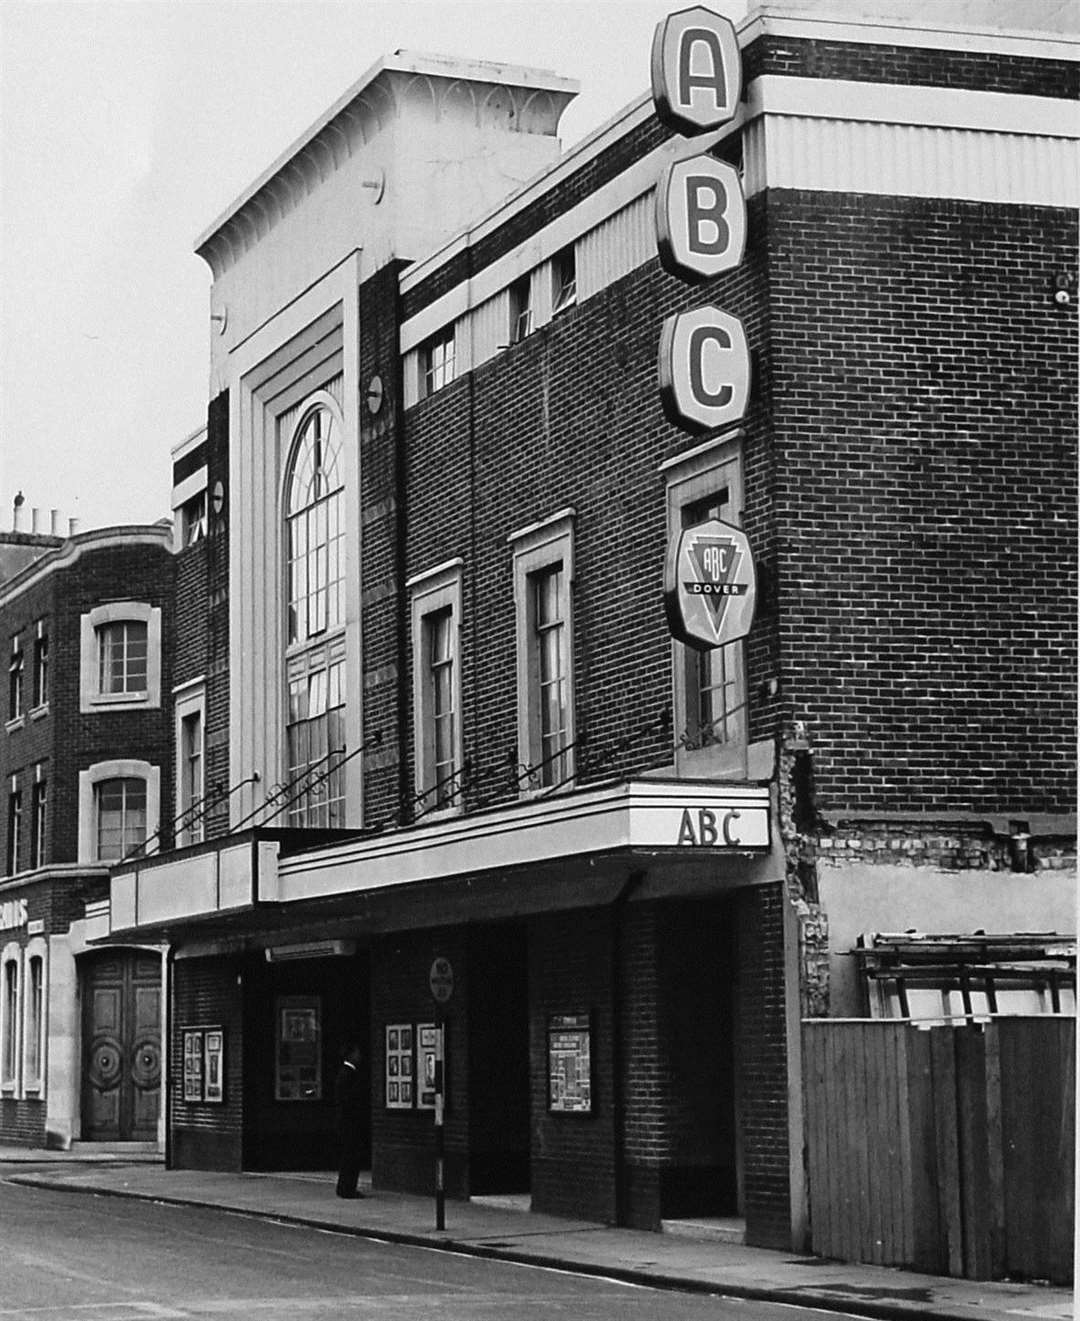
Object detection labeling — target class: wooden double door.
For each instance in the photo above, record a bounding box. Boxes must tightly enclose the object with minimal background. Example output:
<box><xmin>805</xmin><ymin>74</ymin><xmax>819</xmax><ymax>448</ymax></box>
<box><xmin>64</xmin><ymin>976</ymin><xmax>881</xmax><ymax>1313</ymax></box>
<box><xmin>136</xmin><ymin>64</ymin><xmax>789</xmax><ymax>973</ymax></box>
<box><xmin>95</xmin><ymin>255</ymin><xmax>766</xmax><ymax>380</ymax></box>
<box><xmin>81</xmin><ymin>951</ymin><xmax>161</xmax><ymax>1142</ymax></box>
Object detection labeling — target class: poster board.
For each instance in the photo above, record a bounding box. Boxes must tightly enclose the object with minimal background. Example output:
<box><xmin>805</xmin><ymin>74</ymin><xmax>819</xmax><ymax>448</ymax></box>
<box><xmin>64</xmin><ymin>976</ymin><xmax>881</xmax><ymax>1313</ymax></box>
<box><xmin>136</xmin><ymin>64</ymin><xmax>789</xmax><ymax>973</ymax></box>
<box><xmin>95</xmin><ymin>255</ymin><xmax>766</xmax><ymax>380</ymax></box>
<box><xmin>547</xmin><ymin>1013</ymin><xmax>592</xmax><ymax>1114</ymax></box>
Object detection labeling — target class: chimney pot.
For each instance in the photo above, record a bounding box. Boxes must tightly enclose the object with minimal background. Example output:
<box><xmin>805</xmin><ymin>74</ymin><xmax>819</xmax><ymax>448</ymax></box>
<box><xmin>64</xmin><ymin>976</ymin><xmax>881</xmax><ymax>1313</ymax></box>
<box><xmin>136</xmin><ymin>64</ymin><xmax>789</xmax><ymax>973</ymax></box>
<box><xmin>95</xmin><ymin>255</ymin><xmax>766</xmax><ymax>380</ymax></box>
<box><xmin>50</xmin><ymin>509</ymin><xmax>60</xmax><ymax>535</ymax></box>
<box><xmin>12</xmin><ymin>495</ymin><xmax>25</xmax><ymax>532</ymax></box>
<box><xmin>68</xmin><ymin>518</ymin><xmax>81</xmax><ymax>537</ymax></box>
<box><xmin>31</xmin><ymin>508</ymin><xmax>42</xmax><ymax>534</ymax></box>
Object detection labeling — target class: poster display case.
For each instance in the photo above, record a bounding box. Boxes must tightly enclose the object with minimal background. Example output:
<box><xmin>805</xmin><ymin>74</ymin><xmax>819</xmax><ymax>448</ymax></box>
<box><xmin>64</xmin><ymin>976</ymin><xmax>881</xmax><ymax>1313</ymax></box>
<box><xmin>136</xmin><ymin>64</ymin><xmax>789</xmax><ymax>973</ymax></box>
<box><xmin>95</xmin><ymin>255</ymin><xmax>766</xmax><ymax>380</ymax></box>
<box><xmin>547</xmin><ymin>1013</ymin><xmax>592</xmax><ymax>1114</ymax></box>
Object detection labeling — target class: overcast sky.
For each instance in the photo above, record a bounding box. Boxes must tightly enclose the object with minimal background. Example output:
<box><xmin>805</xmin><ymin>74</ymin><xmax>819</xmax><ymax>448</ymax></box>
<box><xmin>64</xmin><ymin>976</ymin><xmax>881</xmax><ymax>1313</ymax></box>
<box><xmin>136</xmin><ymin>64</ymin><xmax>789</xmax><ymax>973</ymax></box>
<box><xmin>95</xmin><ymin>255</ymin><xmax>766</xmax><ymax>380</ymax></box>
<box><xmin>1</xmin><ymin>0</ymin><xmax>752</xmax><ymax>534</ymax></box>
<box><xmin>2</xmin><ymin>0</ymin><xmax>1072</xmax><ymax>534</ymax></box>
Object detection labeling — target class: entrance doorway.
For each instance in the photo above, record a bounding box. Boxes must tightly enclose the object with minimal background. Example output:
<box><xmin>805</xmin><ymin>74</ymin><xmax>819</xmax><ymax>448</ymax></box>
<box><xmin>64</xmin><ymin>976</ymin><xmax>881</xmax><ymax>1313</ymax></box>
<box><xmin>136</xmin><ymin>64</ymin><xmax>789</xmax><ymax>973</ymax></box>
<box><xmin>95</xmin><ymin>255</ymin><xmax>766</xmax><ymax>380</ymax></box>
<box><xmin>81</xmin><ymin>950</ymin><xmax>161</xmax><ymax>1142</ymax></box>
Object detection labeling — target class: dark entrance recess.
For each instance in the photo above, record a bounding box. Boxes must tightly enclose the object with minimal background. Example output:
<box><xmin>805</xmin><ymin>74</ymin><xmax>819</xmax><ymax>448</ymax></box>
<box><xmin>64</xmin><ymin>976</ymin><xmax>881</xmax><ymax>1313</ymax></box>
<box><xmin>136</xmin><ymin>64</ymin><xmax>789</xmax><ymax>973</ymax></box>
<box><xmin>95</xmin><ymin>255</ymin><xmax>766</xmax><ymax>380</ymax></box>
<box><xmin>468</xmin><ymin>923</ymin><xmax>530</xmax><ymax>1194</ymax></box>
<box><xmin>656</xmin><ymin>896</ymin><xmax>739</xmax><ymax>1218</ymax></box>
<box><xmin>81</xmin><ymin>950</ymin><xmax>162</xmax><ymax>1142</ymax></box>
<box><xmin>242</xmin><ymin>948</ymin><xmax>371</xmax><ymax>1171</ymax></box>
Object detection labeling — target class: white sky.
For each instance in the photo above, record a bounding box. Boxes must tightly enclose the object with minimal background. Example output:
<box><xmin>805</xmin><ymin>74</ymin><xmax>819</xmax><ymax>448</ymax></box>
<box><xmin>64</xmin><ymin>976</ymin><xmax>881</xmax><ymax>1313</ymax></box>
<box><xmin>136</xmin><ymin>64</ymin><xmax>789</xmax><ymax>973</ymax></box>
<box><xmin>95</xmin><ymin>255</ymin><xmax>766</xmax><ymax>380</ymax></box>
<box><xmin>1</xmin><ymin>0</ymin><xmax>1073</xmax><ymax>533</ymax></box>
<box><xmin>0</xmin><ymin>0</ymin><xmax>745</xmax><ymax>533</ymax></box>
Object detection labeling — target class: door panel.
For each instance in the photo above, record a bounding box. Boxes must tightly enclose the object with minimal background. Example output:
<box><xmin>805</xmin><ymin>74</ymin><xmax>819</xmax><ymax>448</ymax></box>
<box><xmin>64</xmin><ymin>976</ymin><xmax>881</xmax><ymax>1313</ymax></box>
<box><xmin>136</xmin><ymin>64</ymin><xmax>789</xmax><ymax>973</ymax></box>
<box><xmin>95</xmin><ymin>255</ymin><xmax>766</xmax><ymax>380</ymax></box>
<box><xmin>81</xmin><ymin>952</ymin><xmax>161</xmax><ymax>1142</ymax></box>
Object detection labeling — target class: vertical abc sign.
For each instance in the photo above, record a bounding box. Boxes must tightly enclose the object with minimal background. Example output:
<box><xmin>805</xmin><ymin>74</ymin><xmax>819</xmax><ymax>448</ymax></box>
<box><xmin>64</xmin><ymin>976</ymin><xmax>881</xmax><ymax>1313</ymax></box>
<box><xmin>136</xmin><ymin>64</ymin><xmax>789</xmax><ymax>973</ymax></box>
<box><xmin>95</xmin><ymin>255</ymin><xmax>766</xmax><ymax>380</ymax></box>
<box><xmin>651</xmin><ymin>5</ymin><xmax>742</xmax><ymax>135</ymax></box>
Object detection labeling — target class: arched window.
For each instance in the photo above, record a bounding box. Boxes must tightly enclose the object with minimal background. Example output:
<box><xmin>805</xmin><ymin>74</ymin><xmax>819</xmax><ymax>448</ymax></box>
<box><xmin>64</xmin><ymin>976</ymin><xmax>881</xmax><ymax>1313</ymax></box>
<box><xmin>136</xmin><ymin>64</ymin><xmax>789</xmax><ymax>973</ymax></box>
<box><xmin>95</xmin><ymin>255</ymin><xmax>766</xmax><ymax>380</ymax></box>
<box><xmin>286</xmin><ymin>404</ymin><xmax>344</xmax><ymax>645</ymax></box>
<box><xmin>284</xmin><ymin>402</ymin><xmax>347</xmax><ymax>827</ymax></box>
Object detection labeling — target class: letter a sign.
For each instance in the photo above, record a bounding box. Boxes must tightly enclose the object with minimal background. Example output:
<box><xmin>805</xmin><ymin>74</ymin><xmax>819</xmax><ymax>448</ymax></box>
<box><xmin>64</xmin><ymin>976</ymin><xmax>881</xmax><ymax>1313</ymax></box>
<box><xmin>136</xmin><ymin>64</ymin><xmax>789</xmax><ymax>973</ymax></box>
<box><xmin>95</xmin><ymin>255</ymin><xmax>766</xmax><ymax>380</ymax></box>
<box><xmin>651</xmin><ymin>6</ymin><xmax>742</xmax><ymax>135</ymax></box>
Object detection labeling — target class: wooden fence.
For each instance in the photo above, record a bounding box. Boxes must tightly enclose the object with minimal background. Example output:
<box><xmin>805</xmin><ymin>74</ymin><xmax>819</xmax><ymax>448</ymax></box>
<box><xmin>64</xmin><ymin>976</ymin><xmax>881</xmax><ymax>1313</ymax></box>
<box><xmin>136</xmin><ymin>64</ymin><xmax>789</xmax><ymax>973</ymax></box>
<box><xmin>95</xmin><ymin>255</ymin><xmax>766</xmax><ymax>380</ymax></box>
<box><xmin>802</xmin><ymin>1017</ymin><xmax>1074</xmax><ymax>1283</ymax></box>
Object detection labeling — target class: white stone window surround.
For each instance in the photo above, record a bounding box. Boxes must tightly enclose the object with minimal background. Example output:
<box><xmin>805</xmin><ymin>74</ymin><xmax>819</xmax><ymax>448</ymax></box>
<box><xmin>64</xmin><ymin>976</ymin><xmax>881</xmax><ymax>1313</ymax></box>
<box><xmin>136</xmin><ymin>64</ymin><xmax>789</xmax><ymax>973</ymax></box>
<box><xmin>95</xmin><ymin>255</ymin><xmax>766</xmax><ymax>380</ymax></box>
<box><xmin>407</xmin><ymin>559</ymin><xmax>464</xmax><ymax>820</ymax></box>
<box><xmin>0</xmin><ymin>941</ymin><xmax>20</xmax><ymax>1095</ymax></box>
<box><xmin>80</xmin><ymin>602</ymin><xmax>162</xmax><ymax>713</ymax></box>
<box><xmin>173</xmin><ymin>679</ymin><xmax>207</xmax><ymax>848</ymax></box>
<box><xmin>20</xmin><ymin>937</ymin><xmax>46</xmax><ymax>1095</ymax></box>
<box><xmin>510</xmin><ymin>509</ymin><xmax>576</xmax><ymax>798</ymax></box>
<box><xmin>662</xmin><ymin>431</ymin><xmax>749</xmax><ymax>779</ymax></box>
<box><xmin>77</xmin><ymin>759</ymin><xmax>161</xmax><ymax>865</ymax></box>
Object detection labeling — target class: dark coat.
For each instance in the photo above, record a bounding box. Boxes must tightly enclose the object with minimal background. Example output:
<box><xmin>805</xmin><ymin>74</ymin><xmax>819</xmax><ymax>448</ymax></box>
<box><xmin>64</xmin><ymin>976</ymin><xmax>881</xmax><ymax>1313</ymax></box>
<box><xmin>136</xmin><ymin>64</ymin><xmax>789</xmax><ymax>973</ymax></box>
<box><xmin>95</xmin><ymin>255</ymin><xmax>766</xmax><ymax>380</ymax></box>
<box><xmin>334</xmin><ymin>1060</ymin><xmax>365</xmax><ymax>1146</ymax></box>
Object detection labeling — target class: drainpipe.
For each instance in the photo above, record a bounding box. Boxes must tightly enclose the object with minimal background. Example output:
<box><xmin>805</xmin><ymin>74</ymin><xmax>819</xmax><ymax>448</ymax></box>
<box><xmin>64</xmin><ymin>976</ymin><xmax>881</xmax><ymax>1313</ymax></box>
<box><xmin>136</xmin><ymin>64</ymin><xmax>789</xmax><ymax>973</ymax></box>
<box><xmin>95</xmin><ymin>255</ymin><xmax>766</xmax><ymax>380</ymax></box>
<box><xmin>611</xmin><ymin>868</ymin><xmax>647</xmax><ymax>1227</ymax></box>
<box><xmin>164</xmin><ymin>946</ymin><xmax>175</xmax><ymax>1170</ymax></box>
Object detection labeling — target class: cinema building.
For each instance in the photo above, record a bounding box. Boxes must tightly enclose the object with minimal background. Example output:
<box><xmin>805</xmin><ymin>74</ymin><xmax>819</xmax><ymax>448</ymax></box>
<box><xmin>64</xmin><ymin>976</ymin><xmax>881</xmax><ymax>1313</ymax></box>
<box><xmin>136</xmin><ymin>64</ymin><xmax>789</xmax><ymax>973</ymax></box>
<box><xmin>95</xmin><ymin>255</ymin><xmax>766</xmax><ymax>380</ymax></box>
<box><xmin>105</xmin><ymin>6</ymin><xmax>1076</xmax><ymax>1250</ymax></box>
<box><xmin>0</xmin><ymin>517</ymin><xmax>173</xmax><ymax>1150</ymax></box>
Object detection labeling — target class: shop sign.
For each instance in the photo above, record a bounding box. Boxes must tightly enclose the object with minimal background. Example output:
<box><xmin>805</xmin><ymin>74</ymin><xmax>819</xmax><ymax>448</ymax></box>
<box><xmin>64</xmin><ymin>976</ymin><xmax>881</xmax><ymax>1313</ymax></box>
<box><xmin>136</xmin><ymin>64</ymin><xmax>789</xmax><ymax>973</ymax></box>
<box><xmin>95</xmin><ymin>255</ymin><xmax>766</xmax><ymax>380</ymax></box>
<box><xmin>0</xmin><ymin>898</ymin><xmax>28</xmax><ymax>931</ymax></box>
<box><xmin>664</xmin><ymin>516</ymin><xmax>756</xmax><ymax>649</ymax></box>
<box><xmin>655</xmin><ymin>155</ymin><xmax>746</xmax><ymax>282</ymax></box>
<box><xmin>658</xmin><ymin>305</ymin><xmax>750</xmax><ymax>433</ymax></box>
<box><xmin>429</xmin><ymin>956</ymin><xmax>454</xmax><ymax>1004</ymax></box>
<box><xmin>650</xmin><ymin>5</ymin><xmax>742</xmax><ymax>135</ymax></box>
<box><xmin>675</xmin><ymin>804</ymin><xmax>768</xmax><ymax>848</ymax></box>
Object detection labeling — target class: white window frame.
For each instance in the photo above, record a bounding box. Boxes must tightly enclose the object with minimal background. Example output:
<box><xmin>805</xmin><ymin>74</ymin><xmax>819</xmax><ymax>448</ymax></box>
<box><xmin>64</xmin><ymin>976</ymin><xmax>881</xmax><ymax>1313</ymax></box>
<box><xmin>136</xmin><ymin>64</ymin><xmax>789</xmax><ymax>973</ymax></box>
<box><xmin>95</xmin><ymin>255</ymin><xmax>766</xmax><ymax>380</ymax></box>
<box><xmin>77</xmin><ymin>759</ymin><xmax>160</xmax><ymax>864</ymax></box>
<box><xmin>510</xmin><ymin>510</ymin><xmax>576</xmax><ymax>797</ymax></box>
<box><xmin>6</xmin><ymin>777</ymin><xmax>22</xmax><ymax>877</ymax></box>
<box><xmin>174</xmin><ymin>680</ymin><xmax>207</xmax><ymax>848</ymax></box>
<box><xmin>31</xmin><ymin>621</ymin><xmax>48</xmax><ymax>713</ymax></box>
<box><xmin>663</xmin><ymin>434</ymin><xmax>748</xmax><ymax>778</ymax></box>
<box><xmin>80</xmin><ymin>602</ymin><xmax>162</xmax><ymax>712</ymax></box>
<box><xmin>1</xmin><ymin>943</ymin><xmax>20</xmax><ymax>1095</ymax></box>
<box><xmin>551</xmin><ymin>245</ymin><xmax>577</xmax><ymax>315</ymax></box>
<box><xmin>408</xmin><ymin>560</ymin><xmax>464</xmax><ymax>818</ymax></box>
<box><xmin>419</xmin><ymin>325</ymin><xmax>456</xmax><ymax>399</ymax></box>
<box><xmin>21</xmin><ymin>939</ymin><xmax>46</xmax><ymax>1095</ymax></box>
<box><xmin>508</xmin><ymin>274</ymin><xmax>534</xmax><ymax>344</ymax></box>
<box><xmin>30</xmin><ymin>764</ymin><xmax>46</xmax><ymax>870</ymax></box>
<box><xmin>8</xmin><ymin>636</ymin><xmax>24</xmax><ymax>726</ymax></box>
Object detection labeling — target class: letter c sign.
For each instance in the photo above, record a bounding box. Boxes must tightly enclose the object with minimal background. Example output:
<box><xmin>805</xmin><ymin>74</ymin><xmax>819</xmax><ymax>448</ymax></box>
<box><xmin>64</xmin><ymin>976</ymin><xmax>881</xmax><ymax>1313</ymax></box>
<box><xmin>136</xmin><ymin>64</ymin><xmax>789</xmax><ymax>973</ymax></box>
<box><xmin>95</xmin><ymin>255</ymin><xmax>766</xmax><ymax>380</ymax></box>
<box><xmin>657</xmin><ymin>305</ymin><xmax>751</xmax><ymax>433</ymax></box>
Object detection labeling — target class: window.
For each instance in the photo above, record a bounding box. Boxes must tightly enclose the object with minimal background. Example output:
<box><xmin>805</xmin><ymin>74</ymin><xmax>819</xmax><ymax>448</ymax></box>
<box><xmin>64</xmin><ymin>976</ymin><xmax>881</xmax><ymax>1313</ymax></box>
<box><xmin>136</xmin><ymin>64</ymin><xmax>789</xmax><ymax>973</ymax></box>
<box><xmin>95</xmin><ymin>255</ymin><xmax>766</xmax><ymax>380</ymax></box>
<box><xmin>181</xmin><ymin>492</ymin><xmax>207</xmax><ymax>546</ymax></box>
<box><xmin>80</xmin><ymin>603</ymin><xmax>161</xmax><ymax>711</ymax></box>
<box><xmin>512</xmin><ymin>511</ymin><xmax>575</xmax><ymax>794</ymax></box>
<box><xmin>420</xmin><ymin>325</ymin><xmax>456</xmax><ymax>398</ymax></box>
<box><xmin>24</xmin><ymin>954</ymin><xmax>43</xmax><ymax>1090</ymax></box>
<box><xmin>286</xmin><ymin>643</ymin><xmax>346</xmax><ymax>828</ymax></box>
<box><xmin>95</xmin><ymin>778</ymin><xmax>148</xmax><ymax>861</ymax></box>
<box><xmin>409</xmin><ymin>560</ymin><xmax>463</xmax><ymax>815</ymax></box>
<box><xmin>509</xmin><ymin>275</ymin><xmax>533</xmax><ymax>344</ymax></box>
<box><xmin>6</xmin><ymin>785</ymin><xmax>21</xmax><ymax>876</ymax></box>
<box><xmin>284</xmin><ymin>400</ymin><xmax>349</xmax><ymax>830</ymax></box>
<box><xmin>551</xmin><ymin>247</ymin><xmax>577</xmax><ymax>314</ymax></box>
<box><xmin>286</xmin><ymin>403</ymin><xmax>344</xmax><ymax>646</ymax></box>
<box><xmin>77</xmin><ymin>760</ymin><xmax>159</xmax><ymax>865</ymax></box>
<box><xmin>8</xmin><ymin>641</ymin><xmax>23</xmax><ymax>722</ymax></box>
<box><xmin>2</xmin><ymin>956</ymin><xmax>18</xmax><ymax>1089</ymax></box>
<box><xmin>664</xmin><ymin>437</ymin><xmax>747</xmax><ymax>776</ymax></box>
<box><xmin>179</xmin><ymin>711</ymin><xmax>204</xmax><ymax>846</ymax></box>
<box><xmin>31</xmin><ymin>776</ymin><xmax>46</xmax><ymax>870</ymax></box>
<box><xmin>32</xmin><ymin>626</ymin><xmax>48</xmax><ymax>710</ymax></box>
<box><xmin>98</xmin><ymin>621</ymin><xmax>148</xmax><ymax>696</ymax></box>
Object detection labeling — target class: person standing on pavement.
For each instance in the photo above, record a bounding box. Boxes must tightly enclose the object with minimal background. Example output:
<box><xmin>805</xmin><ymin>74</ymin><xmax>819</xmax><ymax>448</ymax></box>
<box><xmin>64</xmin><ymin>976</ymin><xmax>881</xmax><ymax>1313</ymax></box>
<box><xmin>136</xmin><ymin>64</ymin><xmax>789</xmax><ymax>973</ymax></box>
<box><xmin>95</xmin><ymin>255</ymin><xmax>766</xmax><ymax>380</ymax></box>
<box><xmin>334</xmin><ymin>1040</ymin><xmax>366</xmax><ymax>1198</ymax></box>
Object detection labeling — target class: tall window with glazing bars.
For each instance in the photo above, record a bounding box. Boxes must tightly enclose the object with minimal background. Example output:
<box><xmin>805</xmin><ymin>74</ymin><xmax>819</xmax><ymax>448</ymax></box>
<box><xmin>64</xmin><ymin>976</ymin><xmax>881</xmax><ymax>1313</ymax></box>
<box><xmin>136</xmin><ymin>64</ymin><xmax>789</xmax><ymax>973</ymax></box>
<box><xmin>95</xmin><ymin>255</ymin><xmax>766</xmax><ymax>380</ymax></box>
<box><xmin>284</xmin><ymin>401</ymin><xmax>346</xmax><ymax>827</ymax></box>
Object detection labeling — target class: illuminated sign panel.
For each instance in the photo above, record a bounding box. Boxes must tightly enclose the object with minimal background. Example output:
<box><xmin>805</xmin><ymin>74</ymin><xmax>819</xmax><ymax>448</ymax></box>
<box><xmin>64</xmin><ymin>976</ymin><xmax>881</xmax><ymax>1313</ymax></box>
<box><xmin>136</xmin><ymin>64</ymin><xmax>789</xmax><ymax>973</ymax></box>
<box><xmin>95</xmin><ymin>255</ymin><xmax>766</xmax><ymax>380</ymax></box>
<box><xmin>657</xmin><ymin>306</ymin><xmax>751</xmax><ymax>433</ymax></box>
<box><xmin>664</xmin><ymin>517</ymin><xmax>756</xmax><ymax>650</ymax></box>
<box><xmin>650</xmin><ymin>6</ymin><xmax>742</xmax><ymax>135</ymax></box>
<box><xmin>656</xmin><ymin>156</ymin><xmax>746</xmax><ymax>282</ymax></box>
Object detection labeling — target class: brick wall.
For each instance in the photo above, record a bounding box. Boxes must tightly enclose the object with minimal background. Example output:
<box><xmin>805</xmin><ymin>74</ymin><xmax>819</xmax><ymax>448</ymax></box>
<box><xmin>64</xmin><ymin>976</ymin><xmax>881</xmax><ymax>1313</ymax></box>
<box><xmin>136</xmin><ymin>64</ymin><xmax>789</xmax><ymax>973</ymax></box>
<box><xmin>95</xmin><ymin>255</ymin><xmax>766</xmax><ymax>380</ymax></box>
<box><xmin>767</xmin><ymin>192</ymin><xmax>1077</xmax><ymax>817</ymax></box>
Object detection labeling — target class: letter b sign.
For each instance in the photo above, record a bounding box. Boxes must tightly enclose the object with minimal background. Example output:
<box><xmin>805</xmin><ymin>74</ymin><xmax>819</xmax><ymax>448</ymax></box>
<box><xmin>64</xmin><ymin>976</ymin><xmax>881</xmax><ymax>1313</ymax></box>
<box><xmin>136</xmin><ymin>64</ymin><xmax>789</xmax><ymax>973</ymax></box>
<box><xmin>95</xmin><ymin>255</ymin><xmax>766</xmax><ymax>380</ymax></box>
<box><xmin>656</xmin><ymin>156</ymin><xmax>746</xmax><ymax>282</ymax></box>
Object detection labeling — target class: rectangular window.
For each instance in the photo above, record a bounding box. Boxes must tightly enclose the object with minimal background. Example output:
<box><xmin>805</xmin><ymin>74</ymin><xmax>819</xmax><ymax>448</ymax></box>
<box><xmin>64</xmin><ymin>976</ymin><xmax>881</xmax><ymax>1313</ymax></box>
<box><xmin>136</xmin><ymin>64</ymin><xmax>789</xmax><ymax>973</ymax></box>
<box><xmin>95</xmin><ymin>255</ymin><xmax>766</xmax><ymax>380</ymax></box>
<box><xmin>420</xmin><ymin>326</ymin><xmax>456</xmax><ymax>398</ymax></box>
<box><xmin>97</xmin><ymin>621</ymin><xmax>148</xmax><ymax>696</ymax></box>
<box><xmin>509</xmin><ymin>275</ymin><xmax>533</xmax><ymax>344</ymax></box>
<box><xmin>179</xmin><ymin>711</ymin><xmax>204</xmax><ymax>846</ymax></box>
<box><xmin>286</xmin><ymin>643</ymin><xmax>346</xmax><ymax>828</ymax></box>
<box><xmin>665</xmin><ymin>439</ymin><xmax>748</xmax><ymax>776</ymax></box>
<box><xmin>2</xmin><ymin>959</ymin><xmax>17</xmax><ymax>1088</ymax></box>
<box><xmin>31</xmin><ymin>780</ymin><xmax>46</xmax><ymax>870</ymax></box>
<box><xmin>32</xmin><ymin>628</ymin><xmax>48</xmax><ymax>710</ymax></box>
<box><xmin>8</xmin><ymin>643</ymin><xmax>23</xmax><ymax>721</ymax></box>
<box><xmin>551</xmin><ymin>247</ymin><xmax>577</xmax><ymax>314</ymax></box>
<box><xmin>6</xmin><ymin>789</ymin><xmax>21</xmax><ymax>876</ymax></box>
<box><xmin>95</xmin><ymin>777</ymin><xmax>147</xmax><ymax>861</ymax></box>
<box><xmin>427</xmin><ymin>610</ymin><xmax>456</xmax><ymax>808</ymax></box>
<box><xmin>512</xmin><ymin>512</ymin><xmax>575</xmax><ymax>795</ymax></box>
<box><xmin>25</xmin><ymin>955</ymin><xmax>42</xmax><ymax>1089</ymax></box>
<box><xmin>409</xmin><ymin>561</ymin><xmax>463</xmax><ymax>816</ymax></box>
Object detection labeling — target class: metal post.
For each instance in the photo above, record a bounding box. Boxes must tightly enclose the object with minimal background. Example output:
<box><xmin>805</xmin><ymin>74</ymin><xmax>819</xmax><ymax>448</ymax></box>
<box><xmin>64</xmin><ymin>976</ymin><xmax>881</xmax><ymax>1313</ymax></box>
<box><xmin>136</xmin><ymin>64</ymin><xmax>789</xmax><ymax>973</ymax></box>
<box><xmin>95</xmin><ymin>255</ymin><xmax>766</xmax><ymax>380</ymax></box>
<box><xmin>434</xmin><ymin>1009</ymin><xmax>445</xmax><ymax>1230</ymax></box>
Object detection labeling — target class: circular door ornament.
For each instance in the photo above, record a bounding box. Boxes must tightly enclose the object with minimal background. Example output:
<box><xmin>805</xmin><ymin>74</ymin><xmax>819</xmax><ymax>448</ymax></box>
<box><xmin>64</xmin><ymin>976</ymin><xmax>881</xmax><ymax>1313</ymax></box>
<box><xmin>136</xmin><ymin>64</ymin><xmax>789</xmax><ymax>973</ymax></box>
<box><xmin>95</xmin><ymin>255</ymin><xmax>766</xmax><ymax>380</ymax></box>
<box><xmin>88</xmin><ymin>1036</ymin><xmax>123</xmax><ymax>1091</ymax></box>
<box><xmin>131</xmin><ymin>1036</ymin><xmax>161</xmax><ymax>1090</ymax></box>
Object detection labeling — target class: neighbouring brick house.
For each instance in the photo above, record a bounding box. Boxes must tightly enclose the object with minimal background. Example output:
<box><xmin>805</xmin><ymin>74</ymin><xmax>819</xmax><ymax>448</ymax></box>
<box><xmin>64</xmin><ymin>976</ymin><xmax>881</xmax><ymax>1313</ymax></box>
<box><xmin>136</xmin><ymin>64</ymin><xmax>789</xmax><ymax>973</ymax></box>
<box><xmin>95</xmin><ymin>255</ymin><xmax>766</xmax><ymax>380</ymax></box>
<box><xmin>103</xmin><ymin>3</ymin><xmax>1076</xmax><ymax>1256</ymax></box>
<box><xmin>0</xmin><ymin>517</ymin><xmax>174</xmax><ymax>1148</ymax></box>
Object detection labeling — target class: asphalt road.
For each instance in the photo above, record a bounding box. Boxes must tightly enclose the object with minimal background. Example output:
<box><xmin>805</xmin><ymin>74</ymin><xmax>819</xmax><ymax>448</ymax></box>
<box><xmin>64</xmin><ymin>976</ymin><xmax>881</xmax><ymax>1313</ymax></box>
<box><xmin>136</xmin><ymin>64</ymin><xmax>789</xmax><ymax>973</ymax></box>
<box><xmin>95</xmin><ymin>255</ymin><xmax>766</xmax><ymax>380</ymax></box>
<box><xmin>0</xmin><ymin>1177</ymin><xmax>858</xmax><ymax>1320</ymax></box>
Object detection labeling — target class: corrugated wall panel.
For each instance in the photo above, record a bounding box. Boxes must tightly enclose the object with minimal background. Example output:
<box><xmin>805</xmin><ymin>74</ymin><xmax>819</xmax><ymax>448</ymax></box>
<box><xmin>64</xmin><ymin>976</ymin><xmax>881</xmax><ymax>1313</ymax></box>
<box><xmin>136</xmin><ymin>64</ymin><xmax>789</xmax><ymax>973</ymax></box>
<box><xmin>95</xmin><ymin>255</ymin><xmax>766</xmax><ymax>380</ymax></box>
<box><xmin>578</xmin><ymin>194</ymin><xmax>654</xmax><ymax>302</ymax></box>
